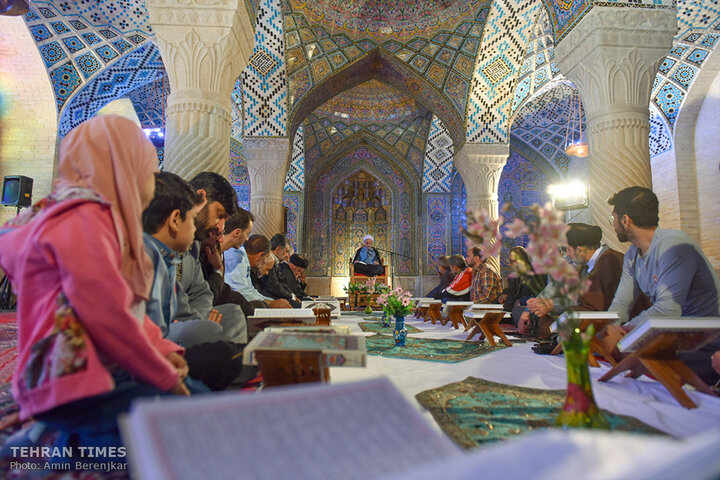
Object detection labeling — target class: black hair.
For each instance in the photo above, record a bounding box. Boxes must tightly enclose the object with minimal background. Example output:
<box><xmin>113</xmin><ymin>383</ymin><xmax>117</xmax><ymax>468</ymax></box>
<box><xmin>244</xmin><ymin>234</ymin><xmax>270</xmax><ymax>255</ymax></box>
<box><xmin>449</xmin><ymin>254</ymin><xmax>467</xmax><ymax>269</ymax></box>
<box><xmin>437</xmin><ymin>255</ymin><xmax>450</xmax><ymax>269</ymax></box>
<box><xmin>607</xmin><ymin>186</ymin><xmax>659</xmax><ymax>228</ymax></box>
<box><xmin>224</xmin><ymin>208</ymin><xmax>254</xmax><ymax>234</ymax></box>
<box><xmin>270</xmin><ymin>233</ymin><xmax>288</xmax><ymax>251</ymax></box>
<box><xmin>470</xmin><ymin>246</ymin><xmax>482</xmax><ymax>258</ymax></box>
<box><xmin>142</xmin><ymin>172</ymin><xmax>203</xmax><ymax>234</ymax></box>
<box><xmin>189</xmin><ymin>172</ymin><xmax>238</xmax><ymax>218</ymax></box>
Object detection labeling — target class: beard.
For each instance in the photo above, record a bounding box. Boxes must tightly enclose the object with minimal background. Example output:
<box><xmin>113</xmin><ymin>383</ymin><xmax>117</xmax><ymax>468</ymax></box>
<box><xmin>194</xmin><ymin>204</ymin><xmax>211</xmax><ymax>242</ymax></box>
<box><xmin>615</xmin><ymin>223</ymin><xmax>629</xmax><ymax>243</ymax></box>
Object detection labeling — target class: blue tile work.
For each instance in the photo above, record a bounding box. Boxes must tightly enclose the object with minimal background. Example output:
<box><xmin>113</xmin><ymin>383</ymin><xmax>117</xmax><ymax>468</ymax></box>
<box><xmin>241</xmin><ymin>0</ymin><xmax>288</xmax><ymax>137</ymax></box>
<box><xmin>511</xmin><ymin>9</ymin><xmax>562</xmax><ymax>115</ymax></box>
<box><xmin>466</xmin><ymin>0</ymin><xmax>542</xmax><ymax>143</ymax></box>
<box><xmin>451</xmin><ymin>172</ymin><xmax>468</xmax><ymax>257</ymax></box>
<box><xmin>422</xmin><ymin>116</ymin><xmax>455</xmax><ymax>193</ymax></box>
<box><xmin>649</xmin><ymin>105</ymin><xmax>673</xmax><ymax>157</ymax></box>
<box><xmin>425</xmin><ymin>194</ymin><xmax>451</xmax><ymax>274</ymax></box>
<box><xmin>39</xmin><ymin>41</ymin><xmax>67</xmax><ymax>68</ymax></box>
<box><xmin>22</xmin><ymin>2</ymin><xmax>152</xmax><ymax>114</ymax></box>
<box><xmin>127</xmin><ymin>76</ymin><xmax>169</xmax><ymax>128</ymax></box>
<box><xmin>57</xmin><ymin>43</ymin><xmax>164</xmax><ymax>136</ymax></box>
<box><xmin>510</xmin><ymin>82</ymin><xmax>582</xmax><ymax>174</ymax></box>
<box><xmin>285</xmin><ymin>126</ymin><xmax>305</xmax><ymax>191</ymax></box>
<box><xmin>283</xmin><ymin>192</ymin><xmax>303</xmax><ymax>252</ymax></box>
<box><xmin>497</xmin><ymin>149</ymin><xmax>550</xmax><ymax>277</ymax></box>
<box><xmin>75</xmin><ymin>52</ymin><xmax>103</xmax><ymax>80</ymax></box>
<box><xmin>49</xmin><ymin>62</ymin><xmax>82</xmax><ymax>110</ymax></box>
<box><xmin>61</xmin><ymin>36</ymin><xmax>86</xmax><ymax>54</ymax></box>
<box><xmin>229</xmin><ymin>138</ymin><xmax>251</xmax><ymax>210</ymax></box>
<box><xmin>650</xmin><ymin>5</ymin><xmax>720</xmax><ymax>129</ymax></box>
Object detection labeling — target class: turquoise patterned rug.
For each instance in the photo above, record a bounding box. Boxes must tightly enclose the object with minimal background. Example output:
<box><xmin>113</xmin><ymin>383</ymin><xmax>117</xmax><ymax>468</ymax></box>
<box><xmin>358</xmin><ymin>322</ymin><xmax>422</xmax><ymax>334</ymax></box>
<box><xmin>416</xmin><ymin>377</ymin><xmax>665</xmax><ymax>449</ymax></box>
<box><xmin>365</xmin><ymin>334</ymin><xmax>505</xmax><ymax>363</ymax></box>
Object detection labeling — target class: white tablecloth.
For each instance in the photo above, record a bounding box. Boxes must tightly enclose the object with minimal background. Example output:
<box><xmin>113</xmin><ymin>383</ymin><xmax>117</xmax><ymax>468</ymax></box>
<box><xmin>329</xmin><ymin>313</ymin><xmax>720</xmax><ymax>439</ymax></box>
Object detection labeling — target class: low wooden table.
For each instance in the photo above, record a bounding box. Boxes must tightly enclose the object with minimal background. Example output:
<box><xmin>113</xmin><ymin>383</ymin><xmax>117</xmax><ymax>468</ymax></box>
<box><xmin>444</xmin><ymin>301</ymin><xmax>473</xmax><ymax>330</ymax></box>
<box><xmin>549</xmin><ymin>312</ymin><xmax>620</xmax><ymax>367</ymax></box>
<box><xmin>599</xmin><ymin>332</ymin><xmax>718</xmax><ymax>409</ymax></box>
<box><xmin>464</xmin><ymin>305</ymin><xmax>512</xmax><ymax>347</ymax></box>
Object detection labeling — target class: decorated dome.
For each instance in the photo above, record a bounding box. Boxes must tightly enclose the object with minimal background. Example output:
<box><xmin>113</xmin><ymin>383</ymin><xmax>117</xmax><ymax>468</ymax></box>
<box><xmin>314</xmin><ymin>80</ymin><xmax>422</xmax><ymax>123</ymax></box>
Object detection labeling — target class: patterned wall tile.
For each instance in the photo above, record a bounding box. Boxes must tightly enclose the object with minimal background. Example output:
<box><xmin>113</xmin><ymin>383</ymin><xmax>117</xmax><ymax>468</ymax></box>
<box><xmin>241</xmin><ymin>0</ymin><xmax>289</xmax><ymax>137</ymax></box>
<box><xmin>39</xmin><ymin>41</ymin><xmax>67</xmax><ymax>68</ymax></box>
<box><xmin>466</xmin><ymin>0</ymin><xmax>542</xmax><ymax>143</ymax></box>
<box><xmin>425</xmin><ymin>195</ymin><xmax>451</xmax><ymax>274</ymax></box>
<box><xmin>230</xmin><ymin>138</ymin><xmax>251</xmax><ymax>210</ymax></box>
<box><xmin>422</xmin><ymin>116</ymin><xmax>455</xmax><ymax>193</ymax></box>
<box><xmin>285</xmin><ymin>125</ymin><xmax>306</xmax><ymax>191</ymax></box>
<box><xmin>649</xmin><ymin>104</ymin><xmax>673</xmax><ymax>157</ymax></box>
<box><xmin>57</xmin><ymin>43</ymin><xmax>163</xmax><ymax>136</ymax></box>
<box><xmin>283</xmin><ymin>192</ymin><xmax>303</xmax><ymax>251</ymax></box>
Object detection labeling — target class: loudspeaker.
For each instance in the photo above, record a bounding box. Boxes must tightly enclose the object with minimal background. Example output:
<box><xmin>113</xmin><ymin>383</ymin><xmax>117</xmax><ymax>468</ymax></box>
<box><xmin>2</xmin><ymin>175</ymin><xmax>33</xmax><ymax>207</ymax></box>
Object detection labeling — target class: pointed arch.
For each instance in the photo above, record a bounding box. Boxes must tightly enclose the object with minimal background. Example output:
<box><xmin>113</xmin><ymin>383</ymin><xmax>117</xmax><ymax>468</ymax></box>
<box><xmin>288</xmin><ymin>48</ymin><xmax>465</xmax><ymax>150</ymax></box>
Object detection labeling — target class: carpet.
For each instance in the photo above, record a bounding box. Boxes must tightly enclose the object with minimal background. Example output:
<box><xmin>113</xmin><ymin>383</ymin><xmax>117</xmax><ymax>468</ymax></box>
<box><xmin>415</xmin><ymin>377</ymin><xmax>665</xmax><ymax>449</ymax></box>
<box><xmin>358</xmin><ymin>322</ymin><xmax>422</xmax><ymax>334</ymax></box>
<box><xmin>365</xmin><ymin>334</ymin><xmax>505</xmax><ymax>363</ymax></box>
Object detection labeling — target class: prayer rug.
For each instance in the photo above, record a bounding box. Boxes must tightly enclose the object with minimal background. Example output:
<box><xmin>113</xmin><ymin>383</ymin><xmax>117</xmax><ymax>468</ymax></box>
<box><xmin>358</xmin><ymin>322</ymin><xmax>422</xmax><ymax>334</ymax></box>
<box><xmin>416</xmin><ymin>377</ymin><xmax>666</xmax><ymax>449</ymax></box>
<box><xmin>365</xmin><ymin>334</ymin><xmax>505</xmax><ymax>363</ymax></box>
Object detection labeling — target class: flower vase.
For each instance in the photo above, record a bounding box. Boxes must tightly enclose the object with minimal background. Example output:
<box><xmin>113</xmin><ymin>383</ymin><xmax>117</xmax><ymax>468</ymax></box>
<box><xmin>393</xmin><ymin>315</ymin><xmax>407</xmax><ymax>347</ymax></box>
<box><xmin>382</xmin><ymin>312</ymin><xmax>391</xmax><ymax>327</ymax></box>
<box><xmin>364</xmin><ymin>295</ymin><xmax>373</xmax><ymax>315</ymax></box>
<box><xmin>555</xmin><ymin>328</ymin><xmax>609</xmax><ymax>429</ymax></box>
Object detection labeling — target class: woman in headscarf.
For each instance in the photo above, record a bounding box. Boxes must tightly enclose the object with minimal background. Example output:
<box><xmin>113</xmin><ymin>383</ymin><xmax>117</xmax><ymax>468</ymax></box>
<box><xmin>352</xmin><ymin>234</ymin><xmax>385</xmax><ymax>277</ymax></box>
<box><xmin>0</xmin><ymin>115</ymin><xmax>188</xmax><ymax>462</ymax></box>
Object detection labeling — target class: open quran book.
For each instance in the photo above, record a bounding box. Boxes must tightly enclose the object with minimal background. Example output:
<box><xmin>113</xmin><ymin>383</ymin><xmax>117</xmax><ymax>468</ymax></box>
<box><xmin>246</xmin><ymin>308</ymin><xmax>317</xmax><ymax>336</ymax></box>
<box><xmin>243</xmin><ymin>329</ymin><xmax>367</xmax><ymax>367</ymax></box>
<box><xmin>121</xmin><ymin>379</ymin><xmax>460</xmax><ymax>480</ymax></box>
<box><xmin>618</xmin><ymin>317</ymin><xmax>720</xmax><ymax>353</ymax></box>
<box><xmin>301</xmin><ymin>300</ymin><xmax>342</xmax><ymax>317</ymax></box>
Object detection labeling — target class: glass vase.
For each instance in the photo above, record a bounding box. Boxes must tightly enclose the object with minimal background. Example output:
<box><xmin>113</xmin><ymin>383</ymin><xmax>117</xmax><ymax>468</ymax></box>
<box><xmin>555</xmin><ymin>328</ymin><xmax>610</xmax><ymax>429</ymax></box>
<box><xmin>393</xmin><ymin>315</ymin><xmax>407</xmax><ymax>347</ymax></box>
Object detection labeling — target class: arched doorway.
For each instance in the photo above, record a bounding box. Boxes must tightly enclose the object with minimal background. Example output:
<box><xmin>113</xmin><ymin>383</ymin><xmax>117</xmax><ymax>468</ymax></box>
<box><xmin>330</xmin><ymin>170</ymin><xmax>391</xmax><ymax>277</ymax></box>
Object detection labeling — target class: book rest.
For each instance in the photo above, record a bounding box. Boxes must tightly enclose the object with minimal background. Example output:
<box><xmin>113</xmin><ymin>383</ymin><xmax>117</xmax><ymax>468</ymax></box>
<box><xmin>444</xmin><ymin>303</ymin><xmax>471</xmax><ymax>330</ymax></box>
<box><xmin>417</xmin><ymin>300</ymin><xmax>442</xmax><ymax>324</ymax></box>
<box><xmin>313</xmin><ymin>307</ymin><xmax>332</xmax><ymax>326</ymax></box>
<box><xmin>550</xmin><ymin>317</ymin><xmax>617</xmax><ymax>368</ymax></box>
<box><xmin>464</xmin><ymin>311</ymin><xmax>511</xmax><ymax>347</ymax></box>
<box><xmin>254</xmin><ymin>349</ymin><xmax>329</xmax><ymax>387</ymax></box>
<box><xmin>598</xmin><ymin>332</ymin><xmax>718</xmax><ymax>409</ymax></box>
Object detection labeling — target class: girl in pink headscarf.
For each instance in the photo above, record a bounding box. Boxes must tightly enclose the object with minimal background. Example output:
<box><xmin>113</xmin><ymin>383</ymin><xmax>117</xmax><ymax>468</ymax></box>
<box><xmin>0</xmin><ymin>115</ymin><xmax>188</xmax><ymax>462</ymax></box>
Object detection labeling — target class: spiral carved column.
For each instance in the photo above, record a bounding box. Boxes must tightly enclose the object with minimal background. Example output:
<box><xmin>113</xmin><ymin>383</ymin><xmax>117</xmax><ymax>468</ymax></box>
<box><xmin>554</xmin><ymin>6</ymin><xmax>675</xmax><ymax>252</ymax></box>
<box><xmin>454</xmin><ymin>143</ymin><xmax>509</xmax><ymax>274</ymax></box>
<box><xmin>147</xmin><ymin>0</ymin><xmax>255</xmax><ymax>178</ymax></box>
<box><xmin>244</xmin><ymin>137</ymin><xmax>290</xmax><ymax>238</ymax></box>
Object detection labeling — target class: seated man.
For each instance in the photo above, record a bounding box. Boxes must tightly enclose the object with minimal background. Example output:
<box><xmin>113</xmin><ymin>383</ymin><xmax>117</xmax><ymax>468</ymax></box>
<box><xmin>467</xmin><ymin>247</ymin><xmax>502</xmax><ymax>304</ymax></box>
<box><xmin>426</xmin><ymin>255</ymin><xmax>454</xmax><ymax>298</ymax></box>
<box><xmin>607</xmin><ymin>186</ymin><xmax>720</xmax><ymax>384</ymax></box>
<box><xmin>226</xmin><ymin>235</ymin><xmax>292</xmax><ymax>308</ymax></box>
<box><xmin>438</xmin><ymin>254</ymin><xmax>473</xmax><ymax>302</ymax></box>
<box><xmin>260</xmin><ymin>234</ymin><xmax>301</xmax><ymax>307</ymax></box>
<box><xmin>280</xmin><ymin>253</ymin><xmax>313</xmax><ymax>301</ymax></box>
<box><xmin>352</xmin><ymin>234</ymin><xmax>385</xmax><ymax>277</ymax></box>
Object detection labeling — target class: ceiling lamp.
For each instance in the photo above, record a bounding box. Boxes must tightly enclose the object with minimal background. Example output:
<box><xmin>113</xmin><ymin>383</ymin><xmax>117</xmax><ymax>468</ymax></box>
<box><xmin>564</xmin><ymin>88</ymin><xmax>588</xmax><ymax>158</ymax></box>
<box><xmin>0</xmin><ymin>0</ymin><xmax>29</xmax><ymax>15</ymax></box>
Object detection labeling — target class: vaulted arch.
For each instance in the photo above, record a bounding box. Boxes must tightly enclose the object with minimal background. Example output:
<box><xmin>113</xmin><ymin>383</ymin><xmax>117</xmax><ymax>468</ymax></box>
<box><xmin>289</xmin><ymin>48</ymin><xmax>466</xmax><ymax>150</ymax></box>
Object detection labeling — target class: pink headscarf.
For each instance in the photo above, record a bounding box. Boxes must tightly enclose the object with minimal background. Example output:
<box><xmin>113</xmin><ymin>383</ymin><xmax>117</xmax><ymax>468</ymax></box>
<box><xmin>55</xmin><ymin>115</ymin><xmax>158</xmax><ymax>300</ymax></box>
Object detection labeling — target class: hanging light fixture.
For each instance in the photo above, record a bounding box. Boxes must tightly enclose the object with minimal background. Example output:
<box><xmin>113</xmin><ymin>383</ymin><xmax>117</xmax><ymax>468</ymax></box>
<box><xmin>564</xmin><ymin>88</ymin><xmax>588</xmax><ymax>158</ymax></box>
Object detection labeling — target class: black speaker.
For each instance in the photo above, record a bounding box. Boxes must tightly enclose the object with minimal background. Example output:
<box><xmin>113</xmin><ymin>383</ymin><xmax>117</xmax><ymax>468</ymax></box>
<box><xmin>2</xmin><ymin>175</ymin><xmax>33</xmax><ymax>207</ymax></box>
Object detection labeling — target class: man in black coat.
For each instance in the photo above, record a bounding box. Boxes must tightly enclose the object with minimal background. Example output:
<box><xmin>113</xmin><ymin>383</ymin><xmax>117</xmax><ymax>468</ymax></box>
<box><xmin>280</xmin><ymin>254</ymin><xmax>312</xmax><ymax>301</ymax></box>
<box><xmin>260</xmin><ymin>234</ymin><xmax>301</xmax><ymax>307</ymax></box>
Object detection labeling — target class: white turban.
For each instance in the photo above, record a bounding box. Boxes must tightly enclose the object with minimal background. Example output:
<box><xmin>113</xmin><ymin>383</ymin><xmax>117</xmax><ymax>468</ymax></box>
<box><xmin>362</xmin><ymin>234</ymin><xmax>374</xmax><ymax>243</ymax></box>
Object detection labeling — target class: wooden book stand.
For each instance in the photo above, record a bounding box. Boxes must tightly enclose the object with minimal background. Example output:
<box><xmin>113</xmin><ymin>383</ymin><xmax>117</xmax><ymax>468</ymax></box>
<box><xmin>599</xmin><ymin>332</ymin><xmax>718</xmax><ymax>409</ymax></box>
<box><xmin>255</xmin><ymin>349</ymin><xmax>329</xmax><ymax>387</ymax></box>
<box><xmin>428</xmin><ymin>302</ymin><xmax>443</xmax><ymax>325</ymax></box>
<box><xmin>465</xmin><ymin>311</ymin><xmax>511</xmax><ymax>347</ymax></box>
<box><xmin>550</xmin><ymin>317</ymin><xmax>617</xmax><ymax>367</ymax></box>
<box><xmin>313</xmin><ymin>307</ymin><xmax>332</xmax><ymax>326</ymax></box>
<box><xmin>446</xmin><ymin>305</ymin><xmax>469</xmax><ymax>330</ymax></box>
